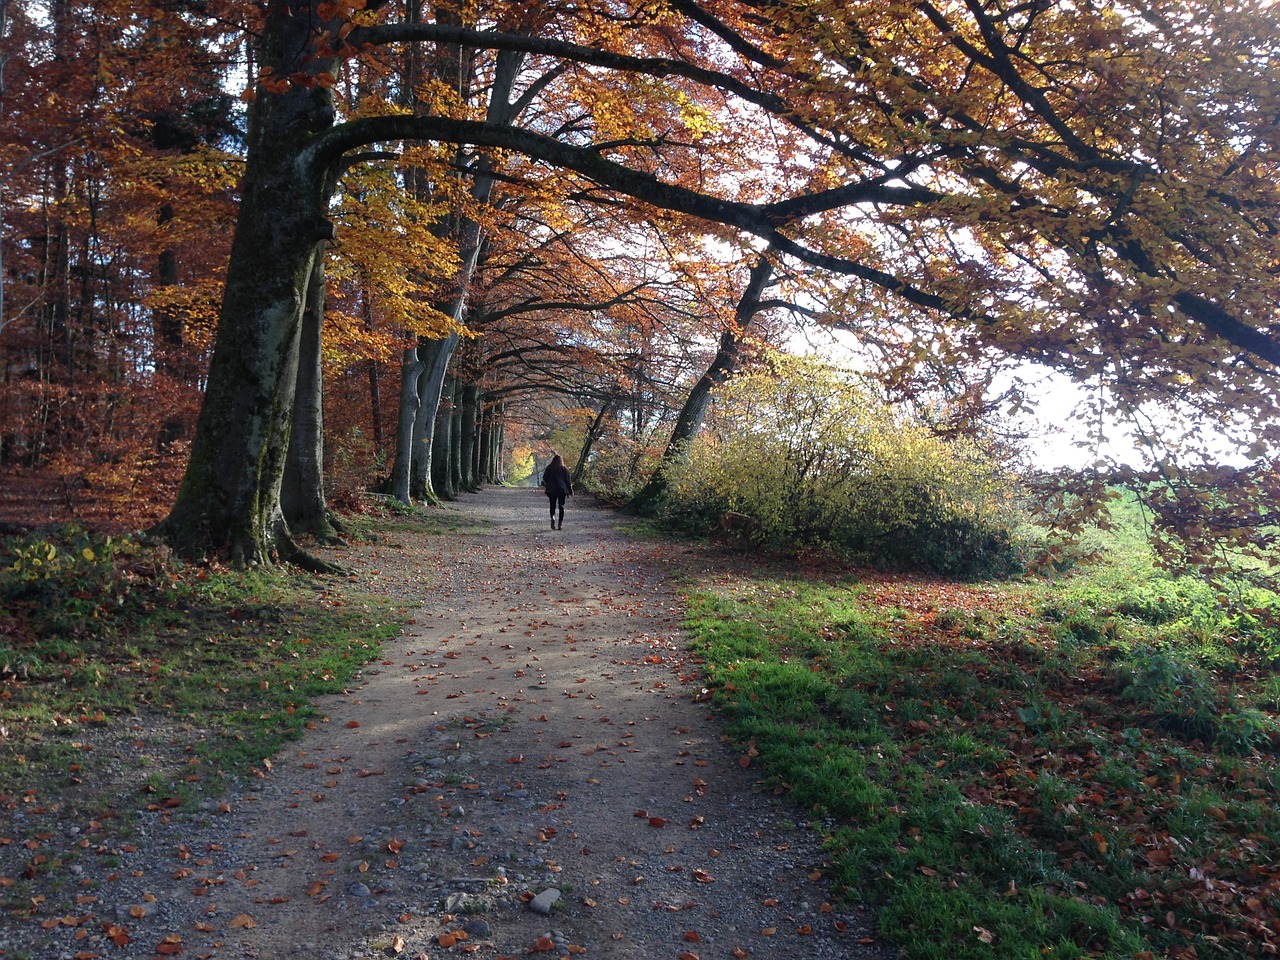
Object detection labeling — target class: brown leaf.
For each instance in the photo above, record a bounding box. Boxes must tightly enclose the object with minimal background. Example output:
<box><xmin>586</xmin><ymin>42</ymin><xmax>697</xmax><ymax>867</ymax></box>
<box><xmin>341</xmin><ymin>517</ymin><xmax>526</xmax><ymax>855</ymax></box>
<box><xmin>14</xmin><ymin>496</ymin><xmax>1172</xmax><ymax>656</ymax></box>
<box><xmin>229</xmin><ymin>915</ymin><xmax>256</xmax><ymax>929</ymax></box>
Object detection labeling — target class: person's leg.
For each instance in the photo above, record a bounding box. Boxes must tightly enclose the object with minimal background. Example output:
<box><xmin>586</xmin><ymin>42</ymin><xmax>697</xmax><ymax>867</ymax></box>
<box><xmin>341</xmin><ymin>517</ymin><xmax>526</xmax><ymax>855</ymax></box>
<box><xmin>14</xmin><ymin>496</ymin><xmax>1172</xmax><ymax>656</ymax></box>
<box><xmin>557</xmin><ymin>496</ymin><xmax>565</xmax><ymax>528</ymax></box>
<box><xmin>548</xmin><ymin>496</ymin><xmax>556</xmax><ymax>528</ymax></box>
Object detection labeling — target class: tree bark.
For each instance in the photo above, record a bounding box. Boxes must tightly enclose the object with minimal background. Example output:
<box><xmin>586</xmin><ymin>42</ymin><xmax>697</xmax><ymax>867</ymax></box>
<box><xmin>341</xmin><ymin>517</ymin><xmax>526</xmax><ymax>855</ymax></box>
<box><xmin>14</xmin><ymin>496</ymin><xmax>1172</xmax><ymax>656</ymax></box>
<box><xmin>156</xmin><ymin>1</ymin><xmax>341</xmax><ymax>563</ymax></box>
<box><xmin>391</xmin><ymin>345</ymin><xmax>425</xmax><ymax>503</ymax></box>
<box><xmin>460</xmin><ymin>382</ymin><xmax>480</xmax><ymax>490</ymax></box>
<box><xmin>431</xmin><ymin>375</ymin><xmax>456</xmax><ymax>500</ymax></box>
<box><xmin>409</xmin><ymin>332</ymin><xmax>458</xmax><ymax>501</ymax></box>
<box><xmin>282</xmin><ymin>244</ymin><xmax>341</xmax><ymax>542</ymax></box>
<box><xmin>449</xmin><ymin>379</ymin><xmax>464</xmax><ymax>494</ymax></box>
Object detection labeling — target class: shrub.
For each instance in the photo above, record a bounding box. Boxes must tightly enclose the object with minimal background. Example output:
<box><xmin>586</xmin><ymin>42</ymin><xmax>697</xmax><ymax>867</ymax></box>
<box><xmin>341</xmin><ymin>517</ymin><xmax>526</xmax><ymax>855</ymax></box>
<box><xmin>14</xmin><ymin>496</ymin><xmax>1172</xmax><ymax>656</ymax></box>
<box><xmin>661</xmin><ymin>353</ymin><xmax>1023</xmax><ymax>576</ymax></box>
<box><xmin>580</xmin><ymin>432</ymin><xmax>665</xmax><ymax>503</ymax></box>
<box><xmin>0</xmin><ymin>526</ymin><xmax>166</xmax><ymax>640</ymax></box>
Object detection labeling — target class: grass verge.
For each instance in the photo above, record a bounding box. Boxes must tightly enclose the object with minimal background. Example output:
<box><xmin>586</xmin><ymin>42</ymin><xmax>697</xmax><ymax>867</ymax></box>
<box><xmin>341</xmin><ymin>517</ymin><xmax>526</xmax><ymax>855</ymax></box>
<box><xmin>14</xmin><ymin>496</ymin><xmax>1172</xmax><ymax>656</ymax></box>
<box><xmin>0</xmin><ymin>522</ymin><xmax>410</xmax><ymax>816</ymax></box>
<box><xmin>684</xmin><ymin>562</ymin><xmax>1280</xmax><ymax>960</ymax></box>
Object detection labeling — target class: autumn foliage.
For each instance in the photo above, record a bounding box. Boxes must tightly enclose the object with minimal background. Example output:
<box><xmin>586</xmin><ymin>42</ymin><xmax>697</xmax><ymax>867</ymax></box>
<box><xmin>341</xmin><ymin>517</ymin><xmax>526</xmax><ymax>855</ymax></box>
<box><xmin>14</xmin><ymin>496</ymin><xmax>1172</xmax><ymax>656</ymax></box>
<box><xmin>2</xmin><ymin>0</ymin><xmax>1279</xmax><ymax>571</ymax></box>
<box><xmin>662</xmin><ymin>354</ymin><xmax>1021</xmax><ymax>576</ymax></box>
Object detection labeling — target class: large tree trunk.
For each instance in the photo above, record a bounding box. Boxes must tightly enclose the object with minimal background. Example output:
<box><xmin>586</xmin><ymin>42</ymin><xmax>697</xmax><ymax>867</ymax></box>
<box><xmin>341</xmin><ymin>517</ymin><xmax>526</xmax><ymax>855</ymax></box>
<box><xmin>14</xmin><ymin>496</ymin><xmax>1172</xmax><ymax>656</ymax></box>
<box><xmin>156</xmin><ymin>1</ymin><xmax>340</xmax><ymax>563</ymax></box>
<box><xmin>431</xmin><ymin>376</ymin><xmax>456</xmax><ymax>500</ymax></box>
<box><xmin>390</xmin><ymin>345</ymin><xmax>425</xmax><ymax>503</ymax></box>
<box><xmin>282</xmin><ymin>244</ymin><xmax>341</xmax><ymax>542</ymax></box>
<box><xmin>477</xmin><ymin>394</ymin><xmax>492</xmax><ymax>484</ymax></box>
<box><xmin>628</xmin><ymin>253</ymin><xmax>774</xmax><ymax>515</ymax></box>
<box><xmin>449</xmin><ymin>379</ymin><xmax>464</xmax><ymax>494</ymax></box>
<box><xmin>409</xmin><ymin>332</ymin><xmax>457</xmax><ymax>501</ymax></box>
<box><xmin>459</xmin><ymin>382</ymin><xmax>480</xmax><ymax>491</ymax></box>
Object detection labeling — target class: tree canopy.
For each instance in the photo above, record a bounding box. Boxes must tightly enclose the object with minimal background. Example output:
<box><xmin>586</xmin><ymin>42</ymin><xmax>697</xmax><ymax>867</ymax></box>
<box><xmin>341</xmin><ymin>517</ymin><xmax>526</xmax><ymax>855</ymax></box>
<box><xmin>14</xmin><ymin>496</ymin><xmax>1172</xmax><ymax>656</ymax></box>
<box><xmin>2</xmin><ymin>0</ymin><xmax>1278</xmax><ymax>567</ymax></box>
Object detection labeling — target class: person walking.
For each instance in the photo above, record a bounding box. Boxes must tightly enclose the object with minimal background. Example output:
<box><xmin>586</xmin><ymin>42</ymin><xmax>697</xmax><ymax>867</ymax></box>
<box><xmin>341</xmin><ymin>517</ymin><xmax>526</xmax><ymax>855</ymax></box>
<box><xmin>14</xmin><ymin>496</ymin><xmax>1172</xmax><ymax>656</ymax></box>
<box><xmin>542</xmin><ymin>454</ymin><xmax>574</xmax><ymax>530</ymax></box>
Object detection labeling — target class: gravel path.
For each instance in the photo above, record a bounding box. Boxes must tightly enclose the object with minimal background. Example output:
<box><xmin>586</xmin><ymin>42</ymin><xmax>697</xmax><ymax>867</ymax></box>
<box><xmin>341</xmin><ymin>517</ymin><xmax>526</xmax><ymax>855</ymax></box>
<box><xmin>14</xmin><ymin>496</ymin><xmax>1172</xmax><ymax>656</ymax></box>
<box><xmin>2</xmin><ymin>487</ymin><xmax>893</xmax><ymax>960</ymax></box>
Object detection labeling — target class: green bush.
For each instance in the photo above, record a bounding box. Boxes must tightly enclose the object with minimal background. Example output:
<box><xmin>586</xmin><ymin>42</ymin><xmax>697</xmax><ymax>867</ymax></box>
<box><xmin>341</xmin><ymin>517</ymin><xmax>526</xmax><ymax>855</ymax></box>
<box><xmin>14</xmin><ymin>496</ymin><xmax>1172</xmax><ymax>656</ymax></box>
<box><xmin>580</xmin><ymin>432</ymin><xmax>665</xmax><ymax>503</ymax></box>
<box><xmin>661</xmin><ymin>353</ymin><xmax>1023</xmax><ymax>576</ymax></box>
<box><xmin>1</xmin><ymin>526</ymin><xmax>163</xmax><ymax>639</ymax></box>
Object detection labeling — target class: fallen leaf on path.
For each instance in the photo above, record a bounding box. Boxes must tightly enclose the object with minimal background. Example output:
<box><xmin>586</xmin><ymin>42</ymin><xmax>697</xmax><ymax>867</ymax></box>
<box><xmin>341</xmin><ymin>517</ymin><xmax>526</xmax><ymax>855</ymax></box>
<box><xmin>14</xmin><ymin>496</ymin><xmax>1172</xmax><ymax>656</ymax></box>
<box><xmin>229</xmin><ymin>915</ymin><xmax>256</xmax><ymax>929</ymax></box>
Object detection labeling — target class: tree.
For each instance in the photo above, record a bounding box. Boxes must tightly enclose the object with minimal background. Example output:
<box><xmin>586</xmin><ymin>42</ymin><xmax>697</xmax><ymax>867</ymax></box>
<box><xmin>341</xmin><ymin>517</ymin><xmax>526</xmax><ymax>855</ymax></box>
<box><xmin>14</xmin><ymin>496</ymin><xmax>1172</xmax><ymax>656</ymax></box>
<box><xmin>155</xmin><ymin>0</ymin><xmax>1280</xmax><ymax>564</ymax></box>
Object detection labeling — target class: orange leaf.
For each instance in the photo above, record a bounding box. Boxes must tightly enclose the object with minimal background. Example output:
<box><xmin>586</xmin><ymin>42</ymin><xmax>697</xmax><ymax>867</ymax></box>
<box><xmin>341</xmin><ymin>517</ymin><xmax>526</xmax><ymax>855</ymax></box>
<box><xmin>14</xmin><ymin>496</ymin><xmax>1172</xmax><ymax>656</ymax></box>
<box><xmin>684</xmin><ymin>930</ymin><xmax>702</xmax><ymax>942</ymax></box>
<box><xmin>438</xmin><ymin>933</ymin><xmax>457</xmax><ymax>948</ymax></box>
<box><xmin>648</xmin><ymin>817</ymin><xmax>667</xmax><ymax>828</ymax></box>
<box><xmin>344</xmin><ymin>721</ymin><xmax>360</xmax><ymax>728</ymax></box>
<box><xmin>229</xmin><ymin>914</ymin><xmax>256</xmax><ymax>929</ymax></box>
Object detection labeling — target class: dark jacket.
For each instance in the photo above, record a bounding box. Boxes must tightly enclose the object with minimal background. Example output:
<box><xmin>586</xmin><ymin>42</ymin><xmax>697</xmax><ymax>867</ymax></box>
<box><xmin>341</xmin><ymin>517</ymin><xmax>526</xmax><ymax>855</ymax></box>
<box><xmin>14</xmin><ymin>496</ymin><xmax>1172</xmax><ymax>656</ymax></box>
<box><xmin>543</xmin><ymin>462</ymin><xmax>573</xmax><ymax>497</ymax></box>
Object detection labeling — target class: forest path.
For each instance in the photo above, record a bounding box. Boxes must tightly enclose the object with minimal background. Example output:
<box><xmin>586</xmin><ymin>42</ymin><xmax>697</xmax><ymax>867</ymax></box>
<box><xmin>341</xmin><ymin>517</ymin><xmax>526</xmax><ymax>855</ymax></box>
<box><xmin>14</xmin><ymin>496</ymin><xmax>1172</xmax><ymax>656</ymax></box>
<box><xmin>17</xmin><ymin>487</ymin><xmax>889</xmax><ymax>960</ymax></box>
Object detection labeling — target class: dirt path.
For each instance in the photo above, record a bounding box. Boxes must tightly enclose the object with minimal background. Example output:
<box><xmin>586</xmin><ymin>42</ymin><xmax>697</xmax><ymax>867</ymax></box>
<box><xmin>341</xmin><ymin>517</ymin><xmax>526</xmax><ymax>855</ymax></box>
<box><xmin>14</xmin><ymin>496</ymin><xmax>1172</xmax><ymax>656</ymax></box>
<box><xmin>8</xmin><ymin>487</ymin><xmax>890</xmax><ymax>960</ymax></box>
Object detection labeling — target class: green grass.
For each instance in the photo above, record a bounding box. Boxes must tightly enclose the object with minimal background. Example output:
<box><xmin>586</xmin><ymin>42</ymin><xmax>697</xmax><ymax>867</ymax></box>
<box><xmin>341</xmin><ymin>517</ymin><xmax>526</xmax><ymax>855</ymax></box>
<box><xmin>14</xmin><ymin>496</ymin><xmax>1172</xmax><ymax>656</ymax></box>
<box><xmin>0</xmin><ymin>525</ymin><xmax>407</xmax><ymax>810</ymax></box>
<box><xmin>684</xmin><ymin>529</ymin><xmax>1280</xmax><ymax>960</ymax></box>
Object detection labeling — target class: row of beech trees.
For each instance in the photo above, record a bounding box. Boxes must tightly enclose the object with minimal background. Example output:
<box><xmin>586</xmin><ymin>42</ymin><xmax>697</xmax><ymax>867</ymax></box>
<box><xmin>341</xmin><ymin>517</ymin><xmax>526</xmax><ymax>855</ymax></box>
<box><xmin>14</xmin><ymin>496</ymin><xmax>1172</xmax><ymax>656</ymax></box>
<box><xmin>0</xmin><ymin>1</ymin><xmax>740</xmax><ymax>536</ymax></box>
<box><xmin>4</xmin><ymin>0</ymin><xmax>1280</xmax><ymax>571</ymax></box>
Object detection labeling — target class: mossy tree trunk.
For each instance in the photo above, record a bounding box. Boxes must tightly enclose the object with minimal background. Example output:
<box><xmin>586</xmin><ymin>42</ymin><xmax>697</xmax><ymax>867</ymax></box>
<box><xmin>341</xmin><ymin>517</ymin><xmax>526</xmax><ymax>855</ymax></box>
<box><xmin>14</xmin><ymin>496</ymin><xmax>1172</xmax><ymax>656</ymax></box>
<box><xmin>155</xmin><ymin>1</ymin><xmax>342</xmax><ymax>564</ymax></box>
